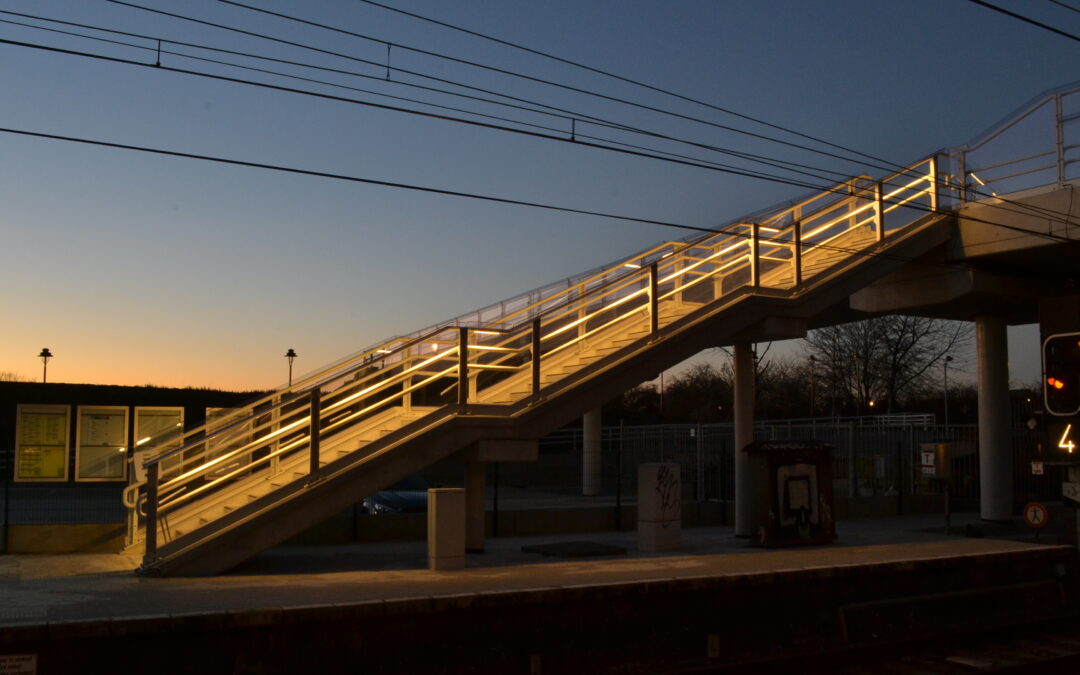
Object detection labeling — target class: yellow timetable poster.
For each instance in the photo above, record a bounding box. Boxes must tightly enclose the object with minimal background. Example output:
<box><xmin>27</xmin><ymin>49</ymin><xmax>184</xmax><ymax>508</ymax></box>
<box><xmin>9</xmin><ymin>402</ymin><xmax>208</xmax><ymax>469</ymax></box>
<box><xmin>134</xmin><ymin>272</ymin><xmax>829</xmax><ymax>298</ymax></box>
<box><xmin>16</xmin><ymin>406</ymin><xmax>69</xmax><ymax>480</ymax></box>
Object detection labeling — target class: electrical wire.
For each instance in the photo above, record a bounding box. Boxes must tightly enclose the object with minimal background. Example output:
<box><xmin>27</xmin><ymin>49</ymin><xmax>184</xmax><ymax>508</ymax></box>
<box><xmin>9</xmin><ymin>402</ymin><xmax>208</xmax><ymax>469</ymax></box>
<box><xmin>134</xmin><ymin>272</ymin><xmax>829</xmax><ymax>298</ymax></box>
<box><xmin>170</xmin><ymin>2</ymin><xmax>1080</xmax><ymax>224</ymax></box>
<box><xmin>1</xmin><ymin>122</ymin><xmax>1074</xmax><ymax>280</ymax></box>
<box><xmin>967</xmin><ymin>0</ymin><xmax>1080</xmax><ymax>42</ymax></box>
<box><xmin>110</xmin><ymin>0</ymin><xmax>904</xmax><ymax>177</ymax></box>
<box><xmin>3</xmin><ymin>20</ymin><xmax>1076</xmax><ymax>231</ymax></box>
<box><xmin>1046</xmin><ymin>0</ymin><xmax>1080</xmax><ymax>14</ymax></box>
<box><xmin>1</xmin><ymin>8</ymin><xmax>859</xmax><ymax>186</ymax></box>
<box><xmin>349</xmin><ymin>0</ymin><xmax>900</xmax><ymax>170</ymax></box>
<box><xmin>25</xmin><ymin>6</ymin><xmax>1076</xmax><ymax>228</ymax></box>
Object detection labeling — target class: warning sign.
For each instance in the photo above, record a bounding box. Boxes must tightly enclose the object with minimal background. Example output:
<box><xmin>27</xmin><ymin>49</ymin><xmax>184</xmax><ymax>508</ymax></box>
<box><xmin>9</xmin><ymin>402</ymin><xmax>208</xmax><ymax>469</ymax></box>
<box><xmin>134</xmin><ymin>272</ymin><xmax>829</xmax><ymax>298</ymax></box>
<box><xmin>0</xmin><ymin>654</ymin><xmax>37</xmax><ymax>674</ymax></box>
<box><xmin>1023</xmin><ymin>502</ymin><xmax>1049</xmax><ymax>529</ymax></box>
<box><xmin>1031</xmin><ymin>461</ymin><xmax>1045</xmax><ymax>476</ymax></box>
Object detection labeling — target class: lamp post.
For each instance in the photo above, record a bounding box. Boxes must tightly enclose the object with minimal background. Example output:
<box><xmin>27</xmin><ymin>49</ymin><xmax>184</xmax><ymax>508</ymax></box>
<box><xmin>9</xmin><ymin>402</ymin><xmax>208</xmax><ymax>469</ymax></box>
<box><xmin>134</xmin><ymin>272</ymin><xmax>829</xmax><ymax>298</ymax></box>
<box><xmin>285</xmin><ymin>348</ymin><xmax>298</xmax><ymax>387</ymax></box>
<box><xmin>38</xmin><ymin>347</ymin><xmax>53</xmax><ymax>383</ymax></box>
<box><xmin>808</xmin><ymin>354</ymin><xmax>816</xmax><ymax>418</ymax></box>
<box><xmin>943</xmin><ymin>355</ymin><xmax>953</xmax><ymax>428</ymax></box>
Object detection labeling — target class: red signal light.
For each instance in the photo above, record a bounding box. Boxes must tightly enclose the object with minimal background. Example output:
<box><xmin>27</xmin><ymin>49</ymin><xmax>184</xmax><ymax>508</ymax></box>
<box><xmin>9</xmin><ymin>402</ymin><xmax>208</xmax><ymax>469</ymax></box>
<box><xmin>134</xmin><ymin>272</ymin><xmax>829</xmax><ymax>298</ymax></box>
<box><xmin>1049</xmin><ymin>377</ymin><xmax>1066</xmax><ymax>390</ymax></box>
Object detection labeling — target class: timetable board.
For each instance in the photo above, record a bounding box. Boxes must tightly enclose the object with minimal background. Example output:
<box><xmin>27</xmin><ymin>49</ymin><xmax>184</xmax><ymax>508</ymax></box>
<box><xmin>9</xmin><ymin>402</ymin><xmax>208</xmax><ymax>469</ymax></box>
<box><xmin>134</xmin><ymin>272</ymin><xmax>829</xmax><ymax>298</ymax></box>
<box><xmin>15</xmin><ymin>405</ymin><xmax>70</xmax><ymax>481</ymax></box>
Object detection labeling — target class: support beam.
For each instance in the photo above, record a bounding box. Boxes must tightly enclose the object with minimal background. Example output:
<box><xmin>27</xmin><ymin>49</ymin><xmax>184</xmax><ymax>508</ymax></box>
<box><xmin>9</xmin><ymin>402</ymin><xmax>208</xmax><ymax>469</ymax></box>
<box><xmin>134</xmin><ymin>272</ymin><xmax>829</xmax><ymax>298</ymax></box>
<box><xmin>465</xmin><ymin>461</ymin><xmax>485</xmax><ymax>553</ymax></box>
<box><xmin>583</xmin><ymin>408</ymin><xmax>602</xmax><ymax>496</ymax></box>
<box><xmin>734</xmin><ymin>341</ymin><xmax>755</xmax><ymax>537</ymax></box>
<box><xmin>976</xmin><ymin>315</ymin><xmax>1012</xmax><ymax>521</ymax></box>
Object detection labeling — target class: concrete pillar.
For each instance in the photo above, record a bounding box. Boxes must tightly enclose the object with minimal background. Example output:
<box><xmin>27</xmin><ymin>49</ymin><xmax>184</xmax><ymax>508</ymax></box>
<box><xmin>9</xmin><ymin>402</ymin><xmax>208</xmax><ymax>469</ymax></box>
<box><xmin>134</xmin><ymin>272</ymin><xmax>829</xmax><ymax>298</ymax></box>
<box><xmin>465</xmin><ymin>461</ymin><xmax>485</xmax><ymax>553</ymax></box>
<box><xmin>638</xmin><ymin>462</ymin><xmax>681</xmax><ymax>552</ymax></box>
<box><xmin>427</xmin><ymin>488</ymin><xmax>465</xmax><ymax>570</ymax></box>
<box><xmin>583</xmin><ymin>408</ymin><xmax>602</xmax><ymax>496</ymax></box>
<box><xmin>734</xmin><ymin>341</ymin><xmax>755</xmax><ymax>537</ymax></box>
<box><xmin>976</xmin><ymin>315</ymin><xmax>1012</xmax><ymax>521</ymax></box>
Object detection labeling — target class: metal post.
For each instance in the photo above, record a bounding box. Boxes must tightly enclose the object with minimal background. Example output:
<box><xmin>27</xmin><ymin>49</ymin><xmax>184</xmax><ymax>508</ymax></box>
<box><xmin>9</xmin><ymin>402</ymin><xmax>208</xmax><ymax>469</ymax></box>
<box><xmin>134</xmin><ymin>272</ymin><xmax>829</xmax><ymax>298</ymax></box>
<box><xmin>874</xmin><ymin>180</ymin><xmax>885</xmax><ymax>241</ymax></box>
<box><xmin>929</xmin><ymin>156</ymin><xmax>940</xmax><ymax>213</ymax></box>
<box><xmin>308</xmin><ymin>389</ymin><xmax>321</xmax><ymax>479</ymax></box>
<box><xmin>492</xmin><ymin>462</ymin><xmax>499</xmax><ymax>538</ymax></box>
<box><xmin>1056</xmin><ymin>94</ymin><xmax>1065</xmax><ymax>188</ymax></box>
<box><xmin>957</xmin><ymin>153</ymin><xmax>968</xmax><ymax>203</ymax></box>
<box><xmin>750</xmin><ymin>224</ymin><xmax>761</xmax><ymax>288</ymax></box>
<box><xmin>144</xmin><ymin>462</ymin><xmax>159</xmax><ymax>564</ymax></box>
<box><xmin>1</xmin><ymin>477</ymin><xmax>8</xmax><ymax>555</ymax></box>
<box><xmin>734</xmin><ymin>341</ymin><xmax>755</xmax><ymax>536</ymax></box>
<box><xmin>531</xmin><ymin>318</ymin><xmax>541</xmax><ymax>399</ymax></box>
<box><xmin>616</xmin><ymin>420</ymin><xmax>623</xmax><ymax>530</ymax></box>
<box><xmin>847</xmin><ymin>179</ymin><xmax>857</xmax><ymax>230</ymax></box>
<box><xmin>649</xmin><ymin>262</ymin><xmax>659</xmax><ymax>335</ymax></box>
<box><xmin>792</xmin><ymin>219</ymin><xmax>803</xmax><ymax>286</ymax></box>
<box><xmin>848</xmin><ymin>423</ymin><xmax>856</xmax><ymax>498</ymax></box>
<box><xmin>458</xmin><ymin>327</ymin><xmax>469</xmax><ymax>408</ymax></box>
<box><xmin>696</xmin><ymin>422</ymin><xmax>704</xmax><ymax>502</ymax></box>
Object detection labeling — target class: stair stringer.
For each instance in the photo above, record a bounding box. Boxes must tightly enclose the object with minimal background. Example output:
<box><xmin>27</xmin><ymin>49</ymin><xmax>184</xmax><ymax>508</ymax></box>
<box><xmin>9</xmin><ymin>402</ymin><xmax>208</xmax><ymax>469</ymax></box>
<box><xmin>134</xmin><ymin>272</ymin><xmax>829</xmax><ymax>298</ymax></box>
<box><xmin>140</xmin><ymin>211</ymin><xmax>953</xmax><ymax>577</ymax></box>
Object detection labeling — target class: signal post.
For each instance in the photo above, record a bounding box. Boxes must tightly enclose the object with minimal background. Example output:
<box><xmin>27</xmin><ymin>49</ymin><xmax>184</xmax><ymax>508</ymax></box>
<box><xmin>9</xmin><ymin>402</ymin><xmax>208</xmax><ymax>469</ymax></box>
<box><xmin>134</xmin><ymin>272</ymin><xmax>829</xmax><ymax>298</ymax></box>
<box><xmin>1041</xmin><ymin>297</ymin><xmax>1080</xmax><ymax>535</ymax></box>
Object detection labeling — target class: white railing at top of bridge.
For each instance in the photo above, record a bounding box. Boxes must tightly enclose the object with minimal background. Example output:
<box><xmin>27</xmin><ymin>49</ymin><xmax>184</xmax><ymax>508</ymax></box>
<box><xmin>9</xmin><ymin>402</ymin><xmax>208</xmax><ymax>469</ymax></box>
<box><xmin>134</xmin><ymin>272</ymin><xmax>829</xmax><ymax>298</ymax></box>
<box><xmin>130</xmin><ymin>157</ymin><xmax>943</xmax><ymax>559</ymax></box>
<box><xmin>946</xmin><ymin>80</ymin><xmax>1080</xmax><ymax>203</ymax></box>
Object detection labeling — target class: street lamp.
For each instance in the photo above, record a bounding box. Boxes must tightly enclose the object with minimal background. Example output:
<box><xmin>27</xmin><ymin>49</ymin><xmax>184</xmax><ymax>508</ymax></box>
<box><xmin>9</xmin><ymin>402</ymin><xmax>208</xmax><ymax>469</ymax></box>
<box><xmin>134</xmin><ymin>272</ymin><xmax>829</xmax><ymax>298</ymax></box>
<box><xmin>943</xmin><ymin>355</ymin><xmax>953</xmax><ymax>428</ymax></box>
<box><xmin>284</xmin><ymin>348</ymin><xmax>298</xmax><ymax>387</ymax></box>
<box><xmin>38</xmin><ymin>347</ymin><xmax>53</xmax><ymax>383</ymax></box>
<box><xmin>808</xmin><ymin>354</ymin><xmax>816</xmax><ymax>418</ymax></box>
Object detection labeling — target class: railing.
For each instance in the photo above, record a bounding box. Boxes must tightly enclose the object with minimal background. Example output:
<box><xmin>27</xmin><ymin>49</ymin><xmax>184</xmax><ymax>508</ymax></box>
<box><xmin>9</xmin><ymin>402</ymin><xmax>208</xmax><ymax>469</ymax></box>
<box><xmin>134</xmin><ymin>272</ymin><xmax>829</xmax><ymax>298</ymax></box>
<box><xmin>128</xmin><ymin>156</ymin><xmax>941</xmax><ymax>563</ymax></box>
<box><xmin>947</xmin><ymin>81</ymin><xmax>1080</xmax><ymax>202</ymax></box>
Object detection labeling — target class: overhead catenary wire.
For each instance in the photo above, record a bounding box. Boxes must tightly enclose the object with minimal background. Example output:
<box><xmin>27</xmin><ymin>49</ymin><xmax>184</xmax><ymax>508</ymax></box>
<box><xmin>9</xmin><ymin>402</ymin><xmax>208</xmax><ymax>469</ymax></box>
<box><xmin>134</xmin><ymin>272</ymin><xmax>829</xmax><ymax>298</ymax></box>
<box><xmin>1</xmin><ymin>8</ymin><xmax>859</xmax><ymax>187</ymax></box>
<box><xmin>2</xmin><ymin>23</ymin><xmax>1076</xmax><ymax>234</ymax></box>
<box><xmin>110</xmin><ymin>0</ymin><xmax>907</xmax><ymax>177</ymax></box>
<box><xmin>6</xmin><ymin>27</ymin><xmax>1078</xmax><ymax>244</ymax></box>
<box><xmin>122</xmin><ymin>1</ymin><xmax>1080</xmax><ymax>224</ymax></box>
<box><xmin>349</xmin><ymin>0</ymin><xmax>902</xmax><ymax>171</ymax></box>
<box><xmin>966</xmin><ymin>0</ymin><xmax>1080</xmax><ymax>42</ymax></box>
<box><xmin>1046</xmin><ymin>0</ymin><xmax>1080</xmax><ymax>15</ymax></box>
<box><xmin>1</xmin><ymin>123</ymin><xmax>1075</xmax><ymax>283</ymax></box>
<box><xmin>7</xmin><ymin>9</ymin><xmax>1075</xmax><ymax>230</ymax></box>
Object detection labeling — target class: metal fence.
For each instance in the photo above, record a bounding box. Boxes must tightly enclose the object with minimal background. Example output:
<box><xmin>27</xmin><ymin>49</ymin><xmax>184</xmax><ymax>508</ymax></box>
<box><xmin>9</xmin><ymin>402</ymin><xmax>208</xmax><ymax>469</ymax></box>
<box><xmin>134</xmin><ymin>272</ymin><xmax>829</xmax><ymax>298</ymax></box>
<box><xmin>0</xmin><ymin>420</ymin><xmax>1056</xmax><ymax>535</ymax></box>
<box><xmin>528</xmin><ymin>421</ymin><xmax>1053</xmax><ymax>505</ymax></box>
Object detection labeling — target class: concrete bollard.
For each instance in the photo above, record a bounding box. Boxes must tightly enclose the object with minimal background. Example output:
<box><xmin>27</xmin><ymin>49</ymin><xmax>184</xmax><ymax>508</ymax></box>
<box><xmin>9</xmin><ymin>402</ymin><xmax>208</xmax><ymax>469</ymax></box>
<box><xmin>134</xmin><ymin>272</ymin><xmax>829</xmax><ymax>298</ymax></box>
<box><xmin>638</xmin><ymin>462</ymin><xmax>681</xmax><ymax>552</ymax></box>
<box><xmin>428</xmin><ymin>488</ymin><xmax>466</xmax><ymax>571</ymax></box>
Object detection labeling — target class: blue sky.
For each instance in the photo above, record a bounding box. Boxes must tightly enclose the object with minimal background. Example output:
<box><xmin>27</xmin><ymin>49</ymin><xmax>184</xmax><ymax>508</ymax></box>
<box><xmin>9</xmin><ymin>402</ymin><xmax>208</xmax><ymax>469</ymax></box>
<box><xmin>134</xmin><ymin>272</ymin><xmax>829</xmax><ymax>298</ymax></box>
<box><xmin>0</xmin><ymin>0</ymin><xmax>1075</xmax><ymax>389</ymax></box>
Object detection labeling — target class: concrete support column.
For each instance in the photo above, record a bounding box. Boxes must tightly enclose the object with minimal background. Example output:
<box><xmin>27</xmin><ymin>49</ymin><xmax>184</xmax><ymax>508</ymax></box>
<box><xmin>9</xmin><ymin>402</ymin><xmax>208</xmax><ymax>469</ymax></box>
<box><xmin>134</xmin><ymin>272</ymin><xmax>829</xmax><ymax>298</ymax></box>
<box><xmin>583</xmin><ymin>408</ymin><xmax>602</xmax><ymax>496</ymax></box>
<box><xmin>465</xmin><ymin>461</ymin><xmax>486</xmax><ymax>553</ymax></box>
<box><xmin>734</xmin><ymin>341</ymin><xmax>755</xmax><ymax>537</ymax></box>
<box><xmin>976</xmin><ymin>315</ymin><xmax>1012</xmax><ymax>521</ymax></box>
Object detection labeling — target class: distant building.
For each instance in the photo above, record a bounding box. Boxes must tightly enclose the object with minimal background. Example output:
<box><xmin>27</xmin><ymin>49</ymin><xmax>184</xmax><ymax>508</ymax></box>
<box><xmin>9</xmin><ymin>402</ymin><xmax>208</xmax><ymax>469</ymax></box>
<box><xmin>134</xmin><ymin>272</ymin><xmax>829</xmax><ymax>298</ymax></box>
<box><xmin>0</xmin><ymin>381</ymin><xmax>265</xmax><ymax>553</ymax></box>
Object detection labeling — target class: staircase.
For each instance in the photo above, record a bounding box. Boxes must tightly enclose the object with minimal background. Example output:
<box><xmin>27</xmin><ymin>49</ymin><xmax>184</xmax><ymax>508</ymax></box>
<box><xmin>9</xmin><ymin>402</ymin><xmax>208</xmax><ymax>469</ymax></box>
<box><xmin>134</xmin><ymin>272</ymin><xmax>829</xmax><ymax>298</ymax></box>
<box><xmin>126</xmin><ymin>157</ymin><xmax>951</xmax><ymax>576</ymax></box>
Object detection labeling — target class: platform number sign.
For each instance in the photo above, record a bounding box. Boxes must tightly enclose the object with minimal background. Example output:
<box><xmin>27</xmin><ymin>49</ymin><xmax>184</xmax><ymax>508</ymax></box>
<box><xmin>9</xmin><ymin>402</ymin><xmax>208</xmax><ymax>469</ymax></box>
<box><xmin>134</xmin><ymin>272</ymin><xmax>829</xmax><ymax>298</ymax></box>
<box><xmin>1043</xmin><ymin>332</ymin><xmax>1080</xmax><ymax>417</ymax></box>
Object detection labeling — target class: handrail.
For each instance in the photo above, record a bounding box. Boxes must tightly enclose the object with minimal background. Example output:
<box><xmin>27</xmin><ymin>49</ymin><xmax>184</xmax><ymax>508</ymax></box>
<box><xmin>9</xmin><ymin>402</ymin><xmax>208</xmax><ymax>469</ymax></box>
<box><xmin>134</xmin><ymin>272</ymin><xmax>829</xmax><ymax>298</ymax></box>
<box><xmin>132</xmin><ymin>156</ymin><xmax>941</xmax><ymax>562</ymax></box>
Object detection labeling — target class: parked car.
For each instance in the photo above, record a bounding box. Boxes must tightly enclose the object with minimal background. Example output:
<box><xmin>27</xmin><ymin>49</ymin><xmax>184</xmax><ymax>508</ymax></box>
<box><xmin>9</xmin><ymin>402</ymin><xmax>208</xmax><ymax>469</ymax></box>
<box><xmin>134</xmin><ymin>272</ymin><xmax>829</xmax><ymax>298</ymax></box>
<box><xmin>362</xmin><ymin>474</ymin><xmax>433</xmax><ymax>514</ymax></box>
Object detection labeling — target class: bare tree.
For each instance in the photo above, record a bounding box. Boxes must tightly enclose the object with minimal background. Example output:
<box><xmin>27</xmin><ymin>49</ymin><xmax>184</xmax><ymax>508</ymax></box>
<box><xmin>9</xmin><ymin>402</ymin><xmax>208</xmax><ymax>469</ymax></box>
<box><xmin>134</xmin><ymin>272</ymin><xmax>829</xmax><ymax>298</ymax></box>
<box><xmin>804</xmin><ymin>316</ymin><xmax>972</xmax><ymax>414</ymax></box>
<box><xmin>0</xmin><ymin>371</ymin><xmax>30</xmax><ymax>382</ymax></box>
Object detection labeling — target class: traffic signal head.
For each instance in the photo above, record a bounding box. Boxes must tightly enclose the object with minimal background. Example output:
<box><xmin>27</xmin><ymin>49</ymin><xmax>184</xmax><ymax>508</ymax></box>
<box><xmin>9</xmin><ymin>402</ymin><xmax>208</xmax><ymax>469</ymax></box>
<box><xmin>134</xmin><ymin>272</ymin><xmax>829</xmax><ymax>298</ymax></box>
<box><xmin>1044</xmin><ymin>332</ymin><xmax>1080</xmax><ymax>416</ymax></box>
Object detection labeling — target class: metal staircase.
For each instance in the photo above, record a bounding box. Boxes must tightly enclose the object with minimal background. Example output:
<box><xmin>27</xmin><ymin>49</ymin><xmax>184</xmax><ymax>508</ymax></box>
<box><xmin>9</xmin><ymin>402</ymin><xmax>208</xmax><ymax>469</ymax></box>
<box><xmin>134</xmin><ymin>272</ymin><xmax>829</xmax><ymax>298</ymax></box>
<box><xmin>125</xmin><ymin>156</ymin><xmax>949</xmax><ymax>576</ymax></box>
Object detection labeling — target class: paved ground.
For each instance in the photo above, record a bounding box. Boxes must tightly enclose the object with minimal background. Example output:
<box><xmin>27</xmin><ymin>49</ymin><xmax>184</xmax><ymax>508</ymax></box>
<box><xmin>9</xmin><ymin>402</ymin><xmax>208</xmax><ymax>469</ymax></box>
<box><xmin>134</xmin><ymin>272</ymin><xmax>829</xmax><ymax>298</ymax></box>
<box><xmin>0</xmin><ymin>512</ymin><xmax>1060</xmax><ymax>626</ymax></box>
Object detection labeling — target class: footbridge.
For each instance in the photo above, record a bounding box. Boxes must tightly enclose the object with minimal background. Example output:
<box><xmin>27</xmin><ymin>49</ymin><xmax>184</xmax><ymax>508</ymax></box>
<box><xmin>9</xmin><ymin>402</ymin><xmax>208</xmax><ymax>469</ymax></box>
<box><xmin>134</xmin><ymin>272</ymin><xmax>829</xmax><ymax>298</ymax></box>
<box><xmin>125</xmin><ymin>82</ymin><xmax>1080</xmax><ymax>576</ymax></box>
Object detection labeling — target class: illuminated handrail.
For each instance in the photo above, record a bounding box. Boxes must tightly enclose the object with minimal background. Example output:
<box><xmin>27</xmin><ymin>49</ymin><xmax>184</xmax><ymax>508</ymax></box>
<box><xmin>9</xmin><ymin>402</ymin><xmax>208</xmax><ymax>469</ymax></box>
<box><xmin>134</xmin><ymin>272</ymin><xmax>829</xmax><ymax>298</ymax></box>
<box><xmin>132</xmin><ymin>157</ymin><xmax>942</xmax><ymax>562</ymax></box>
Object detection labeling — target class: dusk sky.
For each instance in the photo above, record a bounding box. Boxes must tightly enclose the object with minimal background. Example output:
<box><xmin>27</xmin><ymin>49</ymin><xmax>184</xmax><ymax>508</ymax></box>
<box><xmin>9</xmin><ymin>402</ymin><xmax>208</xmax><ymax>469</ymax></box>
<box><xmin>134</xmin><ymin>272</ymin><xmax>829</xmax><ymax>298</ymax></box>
<box><xmin>1</xmin><ymin>0</ymin><xmax>1076</xmax><ymax>390</ymax></box>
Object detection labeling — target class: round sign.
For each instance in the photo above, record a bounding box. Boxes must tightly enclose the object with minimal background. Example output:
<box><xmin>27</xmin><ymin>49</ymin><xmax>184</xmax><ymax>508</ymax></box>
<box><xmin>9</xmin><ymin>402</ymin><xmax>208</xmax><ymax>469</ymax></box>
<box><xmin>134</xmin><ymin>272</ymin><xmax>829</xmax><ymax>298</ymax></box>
<box><xmin>1023</xmin><ymin>502</ymin><xmax>1048</xmax><ymax>529</ymax></box>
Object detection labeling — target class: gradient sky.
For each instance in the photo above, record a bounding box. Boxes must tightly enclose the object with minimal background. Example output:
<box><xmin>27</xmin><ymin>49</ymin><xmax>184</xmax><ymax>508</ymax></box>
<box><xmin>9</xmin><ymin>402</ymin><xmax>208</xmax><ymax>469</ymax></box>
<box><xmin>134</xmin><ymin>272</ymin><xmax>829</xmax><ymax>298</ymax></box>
<box><xmin>0</xmin><ymin>0</ymin><xmax>1076</xmax><ymax>390</ymax></box>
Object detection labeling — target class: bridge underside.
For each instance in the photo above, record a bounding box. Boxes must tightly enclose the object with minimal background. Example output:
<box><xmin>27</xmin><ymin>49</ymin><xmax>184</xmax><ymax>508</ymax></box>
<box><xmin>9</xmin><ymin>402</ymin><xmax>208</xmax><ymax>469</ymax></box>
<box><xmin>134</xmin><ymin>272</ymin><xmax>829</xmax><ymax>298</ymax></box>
<box><xmin>851</xmin><ymin>180</ymin><xmax>1080</xmax><ymax>323</ymax></box>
